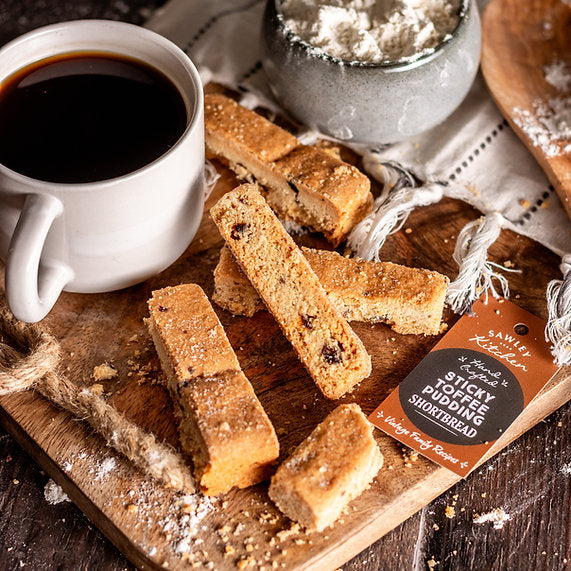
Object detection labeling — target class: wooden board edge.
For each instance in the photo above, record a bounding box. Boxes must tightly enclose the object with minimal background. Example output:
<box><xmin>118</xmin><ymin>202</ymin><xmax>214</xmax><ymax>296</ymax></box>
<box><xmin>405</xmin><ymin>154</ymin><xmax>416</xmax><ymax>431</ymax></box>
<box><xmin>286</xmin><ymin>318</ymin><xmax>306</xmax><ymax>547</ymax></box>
<box><xmin>1</xmin><ymin>371</ymin><xmax>568</xmax><ymax>571</ymax></box>
<box><xmin>0</xmin><ymin>404</ymin><xmax>161</xmax><ymax>571</ymax></box>
<box><xmin>299</xmin><ymin>369</ymin><xmax>571</xmax><ymax>570</ymax></box>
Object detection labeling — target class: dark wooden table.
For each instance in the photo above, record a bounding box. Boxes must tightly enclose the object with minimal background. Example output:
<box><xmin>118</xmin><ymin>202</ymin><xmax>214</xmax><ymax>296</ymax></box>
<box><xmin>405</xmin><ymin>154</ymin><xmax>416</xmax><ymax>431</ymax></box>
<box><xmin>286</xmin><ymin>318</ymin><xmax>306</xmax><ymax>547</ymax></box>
<box><xmin>0</xmin><ymin>1</ymin><xmax>570</xmax><ymax>570</ymax></box>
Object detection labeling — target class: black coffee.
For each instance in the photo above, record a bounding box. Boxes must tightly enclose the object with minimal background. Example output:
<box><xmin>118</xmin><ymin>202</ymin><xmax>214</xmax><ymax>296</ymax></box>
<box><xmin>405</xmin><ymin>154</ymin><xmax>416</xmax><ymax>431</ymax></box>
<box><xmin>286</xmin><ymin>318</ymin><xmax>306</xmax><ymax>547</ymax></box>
<box><xmin>0</xmin><ymin>52</ymin><xmax>188</xmax><ymax>183</ymax></box>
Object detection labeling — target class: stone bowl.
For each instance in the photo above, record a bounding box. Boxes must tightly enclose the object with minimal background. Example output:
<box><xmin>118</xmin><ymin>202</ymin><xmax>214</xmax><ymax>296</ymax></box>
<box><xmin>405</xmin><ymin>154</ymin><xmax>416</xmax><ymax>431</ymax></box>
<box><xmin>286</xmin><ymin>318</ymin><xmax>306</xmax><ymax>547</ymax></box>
<box><xmin>260</xmin><ymin>0</ymin><xmax>481</xmax><ymax>144</ymax></box>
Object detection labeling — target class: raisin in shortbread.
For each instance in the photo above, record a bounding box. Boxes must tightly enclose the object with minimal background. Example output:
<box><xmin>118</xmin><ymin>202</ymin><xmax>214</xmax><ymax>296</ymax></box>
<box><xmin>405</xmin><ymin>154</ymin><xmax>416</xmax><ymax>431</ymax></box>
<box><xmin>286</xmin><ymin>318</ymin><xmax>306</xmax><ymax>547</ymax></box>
<box><xmin>269</xmin><ymin>404</ymin><xmax>383</xmax><ymax>531</ymax></box>
<box><xmin>147</xmin><ymin>284</ymin><xmax>279</xmax><ymax>495</ymax></box>
<box><xmin>204</xmin><ymin>93</ymin><xmax>373</xmax><ymax>246</ymax></box>
<box><xmin>210</xmin><ymin>184</ymin><xmax>371</xmax><ymax>400</ymax></box>
<box><xmin>213</xmin><ymin>245</ymin><xmax>448</xmax><ymax>335</ymax></box>
<box><xmin>269</xmin><ymin>144</ymin><xmax>373</xmax><ymax>246</ymax></box>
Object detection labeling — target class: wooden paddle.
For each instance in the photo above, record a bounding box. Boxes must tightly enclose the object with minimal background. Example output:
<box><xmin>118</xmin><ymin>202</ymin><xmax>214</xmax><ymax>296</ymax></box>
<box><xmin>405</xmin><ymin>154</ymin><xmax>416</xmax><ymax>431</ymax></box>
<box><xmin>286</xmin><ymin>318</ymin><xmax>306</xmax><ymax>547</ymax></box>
<box><xmin>481</xmin><ymin>0</ymin><xmax>571</xmax><ymax>220</ymax></box>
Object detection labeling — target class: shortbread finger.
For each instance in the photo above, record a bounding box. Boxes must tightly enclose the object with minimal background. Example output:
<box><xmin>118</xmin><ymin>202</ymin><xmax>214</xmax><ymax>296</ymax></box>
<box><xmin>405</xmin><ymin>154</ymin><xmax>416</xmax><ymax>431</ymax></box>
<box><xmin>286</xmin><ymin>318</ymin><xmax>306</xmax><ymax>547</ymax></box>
<box><xmin>269</xmin><ymin>144</ymin><xmax>373</xmax><ymax>246</ymax></box>
<box><xmin>212</xmin><ymin>245</ymin><xmax>265</xmax><ymax>317</ymax></box>
<box><xmin>269</xmin><ymin>404</ymin><xmax>383</xmax><ymax>531</ymax></box>
<box><xmin>147</xmin><ymin>284</ymin><xmax>279</xmax><ymax>495</ymax></box>
<box><xmin>204</xmin><ymin>93</ymin><xmax>373</xmax><ymax>246</ymax></box>
<box><xmin>205</xmin><ymin>92</ymin><xmax>299</xmax><ymax>176</ymax></box>
<box><xmin>214</xmin><ymin>246</ymin><xmax>448</xmax><ymax>334</ymax></box>
<box><xmin>210</xmin><ymin>184</ymin><xmax>371</xmax><ymax>400</ymax></box>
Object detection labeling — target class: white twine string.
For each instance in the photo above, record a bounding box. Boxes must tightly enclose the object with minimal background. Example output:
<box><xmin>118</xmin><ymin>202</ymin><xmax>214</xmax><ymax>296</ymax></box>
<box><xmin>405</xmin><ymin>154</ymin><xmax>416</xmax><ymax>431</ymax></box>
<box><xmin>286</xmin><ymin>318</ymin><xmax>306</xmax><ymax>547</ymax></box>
<box><xmin>361</xmin><ymin>153</ymin><xmax>417</xmax><ymax>202</ymax></box>
<box><xmin>297</xmin><ymin>128</ymin><xmax>320</xmax><ymax>145</ymax></box>
<box><xmin>204</xmin><ymin>159</ymin><xmax>220</xmax><ymax>201</ymax></box>
<box><xmin>347</xmin><ymin>182</ymin><xmax>444</xmax><ymax>261</ymax></box>
<box><xmin>545</xmin><ymin>255</ymin><xmax>571</xmax><ymax>365</ymax></box>
<box><xmin>446</xmin><ymin>212</ymin><xmax>518</xmax><ymax>314</ymax></box>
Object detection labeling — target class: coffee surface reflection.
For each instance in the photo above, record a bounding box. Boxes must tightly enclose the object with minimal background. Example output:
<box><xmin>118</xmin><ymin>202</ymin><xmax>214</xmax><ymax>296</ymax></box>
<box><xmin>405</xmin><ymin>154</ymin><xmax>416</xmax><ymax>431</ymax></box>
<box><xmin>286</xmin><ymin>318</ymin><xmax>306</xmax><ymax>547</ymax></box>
<box><xmin>0</xmin><ymin>52</ymin><xmax>187</xmax><ymax>183</ymax></box>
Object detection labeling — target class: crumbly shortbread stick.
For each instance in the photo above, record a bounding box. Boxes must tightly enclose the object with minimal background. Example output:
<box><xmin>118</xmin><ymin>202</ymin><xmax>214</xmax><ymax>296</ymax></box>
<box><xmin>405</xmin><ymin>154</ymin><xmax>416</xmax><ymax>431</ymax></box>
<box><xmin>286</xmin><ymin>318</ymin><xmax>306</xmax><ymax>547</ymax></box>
<box><xmin>204</xmin><ymin>93</ymin><xmax>299</xmax><ymax>168</ymax></box>
<box><xmin>269</xmin><ymin>144</ymin><xmax>373</xmax><ymax>246</ymax></box>
<box><xmin>210</xmin><ymin>184</ymin><xmax>371</xmax><ymax>400</ymax></box>
<box><xmin>147</xmin><ymin>284</ymin><xmax>279</xmax><ymax>496</ymax></box>
<box><xmin>204</xmin><ymin>93</ymin><xmax>373</xmax><ymax>246</ymax></box>
<box><xmin>269</xmin><ymin>404</ymin><xmax>383</xmax><ymax>531</ymax></box>
<box><xmin>212</xmin><ymin>244</ymin><xmax>265</xmax><ymax>318</ymax></box>
<box><xmin>213</xmin><ymin>246</ymin><xmax>448</xmax><ymax>335</ymax></box>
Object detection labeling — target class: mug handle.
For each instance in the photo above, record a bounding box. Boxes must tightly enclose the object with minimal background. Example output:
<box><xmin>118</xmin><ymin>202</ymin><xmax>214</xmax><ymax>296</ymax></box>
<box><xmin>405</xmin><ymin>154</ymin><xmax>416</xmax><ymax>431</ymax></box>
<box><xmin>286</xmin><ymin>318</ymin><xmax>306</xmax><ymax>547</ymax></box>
<box><xmin>6</xmin><ymin>193</ymin><xmax>73</xmax><ymax>323</ymax></box>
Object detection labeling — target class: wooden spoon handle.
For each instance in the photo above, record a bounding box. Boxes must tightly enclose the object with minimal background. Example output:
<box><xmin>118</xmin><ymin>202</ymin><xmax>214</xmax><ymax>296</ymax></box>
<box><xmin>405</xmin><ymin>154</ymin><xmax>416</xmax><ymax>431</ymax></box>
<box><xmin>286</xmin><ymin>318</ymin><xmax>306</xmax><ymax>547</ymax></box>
<box><xmin>481</xmin><ymin>0</ymin><xmax>571</xmax><ymax>219</ymax></box>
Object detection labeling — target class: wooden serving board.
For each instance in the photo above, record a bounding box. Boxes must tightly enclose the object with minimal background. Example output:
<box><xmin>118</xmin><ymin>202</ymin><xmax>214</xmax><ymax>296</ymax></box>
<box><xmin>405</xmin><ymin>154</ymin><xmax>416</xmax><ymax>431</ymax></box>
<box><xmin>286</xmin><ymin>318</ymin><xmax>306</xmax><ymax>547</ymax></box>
<box><xmin>1</xmin><ymin>142</ymin><xmax>570</xmax><ymax>570</ymax></box>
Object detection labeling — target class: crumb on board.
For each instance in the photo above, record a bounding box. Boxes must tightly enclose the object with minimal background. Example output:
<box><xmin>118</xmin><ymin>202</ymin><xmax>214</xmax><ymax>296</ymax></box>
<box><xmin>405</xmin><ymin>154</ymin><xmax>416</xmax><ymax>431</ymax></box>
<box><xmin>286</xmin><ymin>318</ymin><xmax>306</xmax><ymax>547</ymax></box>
<box><xmin>88</xmin><ymin>383</ymin><xmax>104</xmax><ymax>396</ymax></box>
<box><xmin>126</xmin><ymin>503</ymin><xmax>138</xmax><ymax>514</ymax></box>
<box><xmin>427</xmin><ymin>556</ymin><xmax>439</xmax><ymax>569</ymax></box>
<box><xmin>236</xmin><ymin>555</ymin><xmax>256</xmax><ymax>569</ymax></box>
<box><xmin>275</xmin><ymin>523</ymin><xmax>301</xmax><ymax>541</ymax></box>
<box><xmin>401</xmin><ymin>447</ymin><xmax>419</xmax><ymax>467</ymax></box>
<box><xmin>92</xmin><ymin>362</ymin><xmax>118</xmax><ymax>381</ymax></box>
<box><xmin>445</xmin><ymin>506</ymin><xmax>455</xmax><ymax>519</ymax></box>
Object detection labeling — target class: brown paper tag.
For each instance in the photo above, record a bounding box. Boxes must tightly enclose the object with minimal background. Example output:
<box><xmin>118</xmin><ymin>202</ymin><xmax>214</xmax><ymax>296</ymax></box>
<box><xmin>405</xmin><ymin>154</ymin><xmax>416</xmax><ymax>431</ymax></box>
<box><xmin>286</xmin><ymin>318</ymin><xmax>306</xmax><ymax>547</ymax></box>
<box><xmin>369</xmin><ymin>296</ymin><xmax>560</xmax><ymax>477</ymax></box>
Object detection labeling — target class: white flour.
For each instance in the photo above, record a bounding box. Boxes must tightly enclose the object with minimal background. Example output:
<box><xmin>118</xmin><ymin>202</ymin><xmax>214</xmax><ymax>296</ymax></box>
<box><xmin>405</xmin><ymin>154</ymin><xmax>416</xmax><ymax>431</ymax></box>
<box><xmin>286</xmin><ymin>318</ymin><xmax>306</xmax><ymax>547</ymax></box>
<box><xmin>512</xmin><ymin>58</ymin><xmax>571</xmax><ymax>158</ymax></box>
<box><xmin>279</xmin><ymin>0</ymin><xmax>462</xmax><ymax>63</ymax></box>
<box><xmin>44</xmin><ymin>479</ymin><xmax>70</xmax><ymax>505</ymax></box>
<box><xmin>545</xmin><ymin>60</ymin><xmax>571</xmax><ymax>92</ymax></box>
<box><xmin>473</xmin><ymin>507</ymin><xmax>510</xmax><ymax>530</ymax></box>
<box><xmin>95</xmin><ymin>456</ymin><xmax>117</xmax><ymax>479</ymax></box>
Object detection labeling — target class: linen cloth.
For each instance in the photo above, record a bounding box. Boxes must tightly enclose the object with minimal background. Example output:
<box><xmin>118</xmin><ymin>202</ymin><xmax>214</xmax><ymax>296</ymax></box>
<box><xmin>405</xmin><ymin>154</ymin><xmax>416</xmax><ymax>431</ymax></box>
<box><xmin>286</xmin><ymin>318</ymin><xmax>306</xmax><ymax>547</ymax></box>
<box><xmin>147</xmin><ymin>0</ymin><xmax>571</xmax><ymax>259</ymax></box>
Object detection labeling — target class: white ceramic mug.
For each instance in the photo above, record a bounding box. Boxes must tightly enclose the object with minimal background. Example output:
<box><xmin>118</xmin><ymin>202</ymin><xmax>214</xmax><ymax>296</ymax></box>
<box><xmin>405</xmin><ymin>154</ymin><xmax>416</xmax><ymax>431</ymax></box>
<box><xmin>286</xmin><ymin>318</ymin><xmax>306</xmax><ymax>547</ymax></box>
<box><xmin>0</xmin><ymin>20</ymin><xmax>205</xmax><ymax>323</ymax></box>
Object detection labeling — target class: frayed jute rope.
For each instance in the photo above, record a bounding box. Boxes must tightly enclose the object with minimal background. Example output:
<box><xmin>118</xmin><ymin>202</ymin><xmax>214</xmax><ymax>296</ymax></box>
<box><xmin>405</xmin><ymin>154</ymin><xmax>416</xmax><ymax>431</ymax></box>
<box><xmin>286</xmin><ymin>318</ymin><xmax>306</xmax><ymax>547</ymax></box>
<box><xmin>446</xmin><ymin>212</ymin><xmax>519</xmax><ymax>315</ymax></box>
<box><xmin>204</xmin><ymin>159</ymin><xmax>221</xmax><ymax>202</ymax></box>
<box><xmin>0</xmin><ymin>296</ymin><xmax>195</xmax><ymax>493</ymax></box>
<box><xmin>347</xmin><ymin>182</ymin><xmax>444</xmax><ymax>261</ymax></box>
<box><xmin>546</xmin><ymin>255</ymin><xmax>571</xmax><ymax>366</ymax></box>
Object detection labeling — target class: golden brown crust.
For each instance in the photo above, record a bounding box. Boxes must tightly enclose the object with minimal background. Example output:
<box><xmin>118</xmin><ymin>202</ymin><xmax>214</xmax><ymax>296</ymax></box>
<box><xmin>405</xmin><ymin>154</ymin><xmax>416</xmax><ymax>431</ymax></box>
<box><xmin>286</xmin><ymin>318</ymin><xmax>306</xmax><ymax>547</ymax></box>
<box><xmin>147</xmin><ymin>284</ymin><xmax>279</xmax><ymax>495</ymax></box>
<box><xmin>210</xmin><ymin>184</ymin><xmax>371</xmax><ymax>400</ymax></box>
<box><xmin>213</xmin><ymin>246</ymin><xmax>449</xmax><ymax>335</ymax></box>
<box><xmin>303</xmin><ymin>249</ymin><xmax>449</xmax><ymax>335</ymax></box>
<box><xmin>148</xmin><ymin>284</ymin><xmax>241</xmax><ymax>378</ymax></box>
<box><xmin>269</xmin><ymin>404</ymin><xmax>383</xmax><ymax>531</ymax></box>
<box><xmin>205</xmin><ymin>93</ymin><xmax>299</xmax><ymax>163</ymax></box>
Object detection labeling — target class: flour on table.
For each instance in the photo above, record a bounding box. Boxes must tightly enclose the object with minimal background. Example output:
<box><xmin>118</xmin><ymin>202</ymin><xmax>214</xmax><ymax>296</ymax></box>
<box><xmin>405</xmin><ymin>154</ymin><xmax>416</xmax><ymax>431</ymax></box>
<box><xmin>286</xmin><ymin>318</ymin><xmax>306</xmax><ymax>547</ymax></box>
<box><xmin>279</xmin><ymin>0</ymin><xmax>462</xmax><ymax>63</ymax></box>
<box><xmin>158</xmin><ymin>493</ymin><xmax>216</xmax><ymax>558</ymax></box>
<box><xmin>44</xmin><ymin>479</ymin><xmax>70</xmax><ymax>505</ymax></box>
<box><xmin>473</xmin><ymin>507</ymin><xmax>510</xmax><ymax>529</ymax></box>
<box><xmin>512</xmin><ymin>59</ymin><xmax>571</xmax><ymax>158</ymax></box>
<box><xmin>96</xmin><ymin>457</ymin><xmax>117</xmax><ymax>479</ymax></box>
